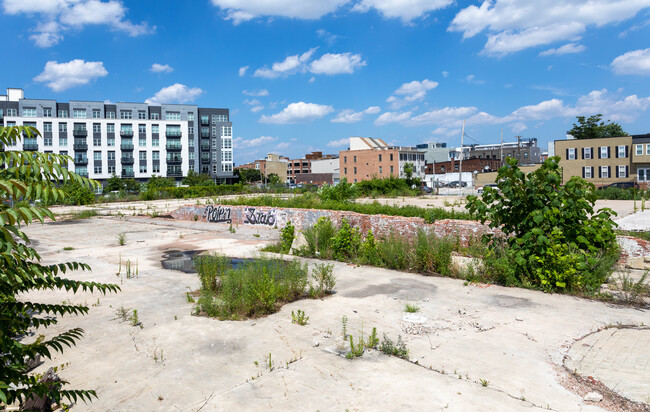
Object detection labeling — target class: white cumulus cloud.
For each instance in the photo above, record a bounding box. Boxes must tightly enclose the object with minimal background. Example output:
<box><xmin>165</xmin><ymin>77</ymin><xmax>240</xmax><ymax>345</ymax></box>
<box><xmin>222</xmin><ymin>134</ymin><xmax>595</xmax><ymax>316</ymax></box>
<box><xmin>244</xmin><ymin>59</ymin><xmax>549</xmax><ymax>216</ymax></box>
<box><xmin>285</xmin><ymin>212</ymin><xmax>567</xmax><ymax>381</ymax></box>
<box><xmin>238</xmin><ymin>66</ymin><xmax>249</xmax><ymax>76</ymax></box>
<box><xmin>327</xmin><ymin>137</ymin><xmax>350</xmax><ymax>148</ymax></box>
<box><xmin>4</xmin><ymin>0</ymin><xmax>154</xmax><ymax>47</ymax></box>
<box><xmin>309</xmin><ymin>53</ymin><xmax>366</xmax><ymax>75</ymax></box>
<box><xmin>210</xmin><ymin>0</ymin><xmax>347</xmax><ymax>24</ymax></box>
<box><xmin>352</xmin><ymin>0</ymin><xmax>453</xmax><ymax>22</ymax></box>
<box><xmin>33</xmin><ymin>59</ymin><xmax>108</xmax><ymax>92</ymax></box>
<box><xmin>145</xmin><ymin>83</ymin><xmax>203</xmax><ymax>105</ymax></box>
<box><xmin>449</xmin><ymin>0</ymin><xmax>650</xmax><ymax>56</ymax></box>
<box><xmin>254</xmin><ymin>48</ymin><xmax>317</xmax><ymax>78</ymax></box>
<box><xmin>259</xmin><ymin>102</ymin><xmax>334</xmax><ymax>124</ymax></box>
<box><xmin>150</xmin><ymin>63</ymin><xmax>173</xmax><ymax>73</ymax></box>
<box><xmin>243</xmin><ymin>89</ymin><xmax>269</xmax><ymax>96</ymax></box>
<box><xmin>539</xmin><ymin>42</ymin><xmax>586</xmax><ymax>56</ymax></box>
<box><xmin>386</xmin><ymin>79</ymin><xmax>438</xmax><ymax>109</ymax></box>
<box><xmin>611</xmin><ymin>48</ymin><xmax>650</xmax><ymax>75</ymax></box>
<box><xmin>331</xmin><ymin>106</ymin><xmax>381</xmax><ymax>123</ymax></box>
<box><xmin>374</xmin><ymin>111</ymin><xmax>413</xmax><ymax>126</ymax></box>
<box><xmin>234</xmin><ymin>135</ymin><xmax>277</xmax><ymax>148</ymax></box>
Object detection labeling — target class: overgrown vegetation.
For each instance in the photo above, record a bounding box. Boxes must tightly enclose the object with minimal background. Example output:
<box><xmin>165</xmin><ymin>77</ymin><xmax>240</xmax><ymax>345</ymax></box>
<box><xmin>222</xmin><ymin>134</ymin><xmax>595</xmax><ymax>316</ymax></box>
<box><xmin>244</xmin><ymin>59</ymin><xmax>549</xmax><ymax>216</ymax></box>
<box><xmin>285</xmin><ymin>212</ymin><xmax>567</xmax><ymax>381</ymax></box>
<box><xmin>467</xmin><ymin>157</ymin><xmax>619</xmax><ymax>293</ymax></box>
<box><xmin>193</xmin><ymin>254</ymin><xmax>336</xmax><ymax>320</ymax></box>
<box><xmin>0</xmin><ymin>125</ymin><xmax>119</xmax><ymax>407</ymax></box>
<box><xmin>69</xmin><ymin>209</ymin><xmax>98</xmax><ymax>220</ymax></box>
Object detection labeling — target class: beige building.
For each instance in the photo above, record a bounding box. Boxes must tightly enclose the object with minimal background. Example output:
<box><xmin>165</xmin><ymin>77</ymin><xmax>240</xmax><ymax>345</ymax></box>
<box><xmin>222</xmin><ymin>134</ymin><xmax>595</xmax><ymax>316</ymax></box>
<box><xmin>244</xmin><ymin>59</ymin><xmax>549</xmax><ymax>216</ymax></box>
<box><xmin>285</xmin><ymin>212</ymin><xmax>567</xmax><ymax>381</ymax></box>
<box><xmin>555</xmin><ymin>134</ymin><xmax>650</xmax><ymax>187</ymax></box>
<box><xmin>339</xmin><ymin>137</ymin><xmax>425</xmax><ymax>183</ymax></box>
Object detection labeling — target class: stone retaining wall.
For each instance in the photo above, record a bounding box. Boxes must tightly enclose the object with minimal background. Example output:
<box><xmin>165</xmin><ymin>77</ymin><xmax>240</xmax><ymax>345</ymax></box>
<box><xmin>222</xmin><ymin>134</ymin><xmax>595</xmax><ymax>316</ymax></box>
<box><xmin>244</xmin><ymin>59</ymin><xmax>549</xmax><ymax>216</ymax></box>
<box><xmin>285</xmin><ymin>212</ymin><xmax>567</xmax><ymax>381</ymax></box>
<box><xmin>170</xmin><ymin>204</ymin><xmax>499</xmax><ymax>246</ymax></box>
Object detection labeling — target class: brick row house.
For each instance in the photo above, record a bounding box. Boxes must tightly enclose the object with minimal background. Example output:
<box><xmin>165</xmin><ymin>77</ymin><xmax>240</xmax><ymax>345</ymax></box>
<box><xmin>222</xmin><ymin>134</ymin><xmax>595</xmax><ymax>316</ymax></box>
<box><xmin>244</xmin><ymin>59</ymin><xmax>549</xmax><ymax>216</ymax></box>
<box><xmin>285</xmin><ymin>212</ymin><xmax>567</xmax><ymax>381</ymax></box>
<box><xmin>554</xmin><ymin>134</ymin><xmax>650</xmax><ymax>187</ymax></box>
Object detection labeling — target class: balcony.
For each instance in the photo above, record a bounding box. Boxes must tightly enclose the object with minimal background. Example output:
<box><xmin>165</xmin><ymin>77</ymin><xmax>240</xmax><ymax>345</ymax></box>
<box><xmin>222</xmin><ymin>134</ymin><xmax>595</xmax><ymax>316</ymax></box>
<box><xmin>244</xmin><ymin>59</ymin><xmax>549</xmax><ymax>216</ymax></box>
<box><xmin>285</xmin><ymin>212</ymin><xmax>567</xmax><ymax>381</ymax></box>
<box><xmin>200</xmin><ymin>132</ymin><xmax>210</xmax><ymax>138</ymax></box>
<box><xmin>72</xmin><ymin>129</ymin><xmax>87</xmax><ymax>137</ymax></box>
<box><xmin>121</xmin><ymin>143</ymin><xmax>134</xmax><ymax>150</ymax></box>
<box><xmin>166</xmin><ymin>130</ymin><xmax>182</xmax><ymax>137</ymax></box>
<box><xmin>121</xmin><ymin>157</ymin><xmax>134</xmax><ymax>165</ymax></box>
<box><xmin>166</xmin><ymin>143</ymin><xmax>182</xmax><ymax>151</ymax></box>
<box><xmin>167</xmin><ymin>169</ymin><xmax>182</xmax><ymax>176</ymax></box>
<box><xmin>200</xmin><ymin>117</ymin><xmax>209</xmax><ymax>125</ymax></box>
<box><xmin>200</xmin><ymin>156</ymin><xmax>210</xmax><ymax>163</ymax></box>
<box><xmin>167</xmin><ymin>157</ymin><xmax>182</xmax><ymax>165</ymax></box>
<box><xmin>201</xmin><ymin>144</ymin><xmax>210</xmax><ymax>151</ymax></box>
<box><xmin>77</xmin><ymin>172</ymin><xmax>89</xmax><ymax>178</ymax></box>
<box><xmin>74</xmin><ymin>157</ymin><xmax>88</xmax><ymax>165</ymax></box>
<box><xmin>73</xmin><ymin>143</ymin><xmax>88</xmax><ymax>150</ymax></box>
<box><xmin>121</xmin><ymin>171</ymin><xmax>134</xmax><ymax>178</ymax></box>
<box><xmin>23</xmin><ymin>143</ymin><xmax>39</xmax><ymax>151</ymax></box>
<box><xmin>120</xmin><ymin>130</ymin><xmax>134</xmax><ymax>137</ymax></box>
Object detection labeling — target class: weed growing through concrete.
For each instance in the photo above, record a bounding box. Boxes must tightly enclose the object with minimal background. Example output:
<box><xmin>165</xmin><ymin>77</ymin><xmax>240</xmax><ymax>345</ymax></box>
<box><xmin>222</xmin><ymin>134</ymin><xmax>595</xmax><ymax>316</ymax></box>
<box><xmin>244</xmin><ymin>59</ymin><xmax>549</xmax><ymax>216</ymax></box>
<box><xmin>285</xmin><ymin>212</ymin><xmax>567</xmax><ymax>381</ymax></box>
<box><xmin>479</xmin><ymin>379</ymin><xmax>489</xmax><ymax>387</ymax></box>
<box><xmin>404</xmin><ymin>303</ymin><xmax>420</xmax><ymax>313</ymax></box>
<box><xmin>291</xmin><ymin>309</ymin><xmax>309</xmax><ymax>325</ymax></box>
<box><xmin>63</xmin><ymin>246</ymin><xmax>75</xmax><ymax>251</ymax></box>
<box><xmin>117</xmin><ymin>232</ymin><xmax>127</xmax><ymax>246</ymax></box>
<box><xmin>70</xmin><ymin>209</ymin><xmax>98</xmax><ymax>220</ymax></box>
<box><xmin>379</xmin><ymin>334</ymin><xmax>409</xmax><ymax>359</ymax></box>
<box><xmin>130</xmin><ymin>309</ymin><xmax>142</xmax><ymax>328</ymax></box>
<box><xmin>341</xmin><ymin>315</ymin><xmax>348</xmax><ymax>338</ymax></box>
<box><xmin>115</xmin><ymin>306</ymin><xmax>129</xmax><ymax>322</ymax></box>
<box><xmin>186</xmin><ymin>292</ymin><xmax>195</xmax><ymax>303</ymax></box>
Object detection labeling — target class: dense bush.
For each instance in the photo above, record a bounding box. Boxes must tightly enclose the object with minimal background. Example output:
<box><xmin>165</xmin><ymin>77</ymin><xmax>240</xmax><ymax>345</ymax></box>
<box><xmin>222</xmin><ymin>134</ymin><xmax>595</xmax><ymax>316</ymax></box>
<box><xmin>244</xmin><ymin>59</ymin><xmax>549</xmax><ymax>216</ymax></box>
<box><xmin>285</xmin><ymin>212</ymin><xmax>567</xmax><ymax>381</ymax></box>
<box><xmin>356</xmin><ymin>175</ymin><xmax>417</xmax><ymax>197</ymax></box>
<box><xmin>467</xmin><ymin>157</ymin><xmax>618</xmax><ymax>292</ymax></box>
<box><xmin>62</xmin><ymin>181</ymin><xmax>96</xmax><ymax>205</ymax></box>
<box><xmin>318</xmin><ymin>178</ymin><xmax>357</xmax><ymax>202</ymax></box>
<box><xmin>595</xmin><ymin>187</ymin><xmax>649</xmax><ymax>200</ymax></box>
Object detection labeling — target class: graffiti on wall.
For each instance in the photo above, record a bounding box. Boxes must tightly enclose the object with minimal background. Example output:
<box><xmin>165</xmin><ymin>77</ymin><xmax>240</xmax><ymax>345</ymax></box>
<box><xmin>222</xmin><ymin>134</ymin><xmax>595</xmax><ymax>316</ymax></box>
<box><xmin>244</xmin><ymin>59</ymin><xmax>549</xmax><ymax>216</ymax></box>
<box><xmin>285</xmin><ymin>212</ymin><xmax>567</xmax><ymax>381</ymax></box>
<box><xmin>244</xmin><ymin>207</ymin><xmax>276</xmax><ymax>226</ymax></box>
<box><xmin>204</xmin><ymin>205</ymin><xmax>232</xmax><ymax>223</ymax></box>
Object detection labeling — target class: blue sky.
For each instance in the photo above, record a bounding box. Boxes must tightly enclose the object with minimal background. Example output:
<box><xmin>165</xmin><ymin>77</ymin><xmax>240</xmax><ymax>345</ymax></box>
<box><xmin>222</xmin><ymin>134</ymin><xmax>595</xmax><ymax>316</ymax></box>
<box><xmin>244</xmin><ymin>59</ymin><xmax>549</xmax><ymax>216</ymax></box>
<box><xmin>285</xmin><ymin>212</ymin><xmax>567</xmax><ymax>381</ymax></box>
<box><xmin>2</xmin><ymin>0</ymin><xmax>650</xmax><ymax>164</ymax></box>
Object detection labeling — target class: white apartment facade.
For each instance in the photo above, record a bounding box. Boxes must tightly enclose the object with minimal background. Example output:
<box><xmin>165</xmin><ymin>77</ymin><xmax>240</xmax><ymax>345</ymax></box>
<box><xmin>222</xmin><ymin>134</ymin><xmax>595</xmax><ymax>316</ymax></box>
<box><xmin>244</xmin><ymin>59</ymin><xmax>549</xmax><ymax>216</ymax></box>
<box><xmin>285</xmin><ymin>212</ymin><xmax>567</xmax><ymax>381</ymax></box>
<box><xmin>0</xmin><ymin>88</ymin><xmax>234</xmax><ymax>184</ymax></box>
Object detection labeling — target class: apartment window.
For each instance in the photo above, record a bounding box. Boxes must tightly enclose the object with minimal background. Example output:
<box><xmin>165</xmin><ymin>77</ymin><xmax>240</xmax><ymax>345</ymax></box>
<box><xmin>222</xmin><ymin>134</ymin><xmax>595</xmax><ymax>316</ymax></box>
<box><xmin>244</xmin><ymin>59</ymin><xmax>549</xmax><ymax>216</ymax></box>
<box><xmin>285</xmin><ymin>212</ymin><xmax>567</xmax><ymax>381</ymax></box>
<box><xmin>189</xmin><ymin>152</ymin><xmax>195</xmax><ymax>161</ymax></box>
<box><xmin>44</xmin><ymin>137</ymin><xmax>52</xmax><ymax>146</ymax></box>
<box><xmin>107</xmin><ymin>137</ymin><xmax>115</xmax><ymax>147</ymax></box>
<box><xmin>59</xmin><ymin>136</ymin><xmax>68</xmax><ymax>146</ymax></box>
<box><xmin>599</xmin><ymin>146</ymin><xmax>609</xmax><ymax>159</ymax></box>
<box><xmin>617</xmin><ymin>165</ymin><xmax>628</xmax><ymax>178</ymax></box>
<box><xmin>222</xmin><ymin>138</ymin><xmax>232</xmax><ymax>149</ymax></box>
<box><xmin>152</xmin><ymin>137</ymin><xmax>159</xmax><ymax>147</ymax></box>
<box><xmin>212</xmin><ymin>139</ymin><xmax>218</xmax><ymax>149</ymax></box>
<box><xmin>139</xmin><ymin>137</ymin><xmax>146</xmax><ymax>146</ymax></box>
<box><xmin>108</xmin><ymin>166</ymin><xmax>115</xmax><ymax>174</ymax></box>
<box><xmin>600</xmin><ymin>166</ymin><xmax>610</xmax><ymax>178</ymax></box>
<box><xmin>107</xmin><ymin>151</ymin><xmax>115</xmax><ymax>161</ymax></box>
<box><xmin>617</xmin><ymin>145</ymin><xmax>627</xmax><ymax>158</ymax></box>
<box><xmin>91</xmin><ymin>109</ymin><xmax>101</xmax><ymax>119</ymax></box>
<box><xmin>379</xmin><ymin>154</ymin><xmax>382</xmax><ymax>162</ymax></box>
<box><xmin>150</xmin><ymin>112</ymin><xmax>160</xmax><ymax>120</ymax></box>
<box><xmin>221</xmin><ymin>126</ymin><xmax>232</xmax><ymax>136</ymax></box>
<box><xmin>60</xmin><ymin>150</ymin><xmax>68</xmax><ymax>158</ymax></box>
<box><xmin>140</xmin><ymin>164</ymin><xmax>147</xmax><ymax>173</ymax></box>
<box><xmin>138</xmin><ymin>111</ymin><xmax>146</xmax><ymax>120</ymax></box>
<box><xmin>567</xmin><ymin>148</ymin><xmax>576</xmax><ymax>160</ymax></box>
<box><xmin>223</xmin><ymin>151</ymin><xmax>232</xmax><ymax>162</ymax></box>
<box><xmin>152</xmin><ymin>151</ymin><xmax>160</xmax><ymax>161</ymax></box>
<box><xmin>93</xmin><ymin>123</ymin><xmax>101</xmax><ymax>133</ymax></box>
<box><xmin>343</xmin><ymin>156</ymin><xmax>347</xmax><ymax>164</ymax></box>
<box><xmin>120</xmin><ymin>111</ymin><xmax>133</xmax><ymax>119</ymax></box>
<box><xmin>94</xmin><ymin>151</ymin><xmax>101</xmax><ymax>161</ymax></box>
<box><xmin>637</xmin><ymin>145</ymin><xmax>644</xmax><ymax>155</ymax></box>
<box><xmin>188</xmin><ymin>113</ymin><xmax>194</xmax><ymax>121</ymax></box>
<box><xmin>219</xmin><ymin>114</ymin><xmax>228</xmax><ymax>122</ymax></box>
<box><xmin>93</xmin><ymin>136</ymin><xmax>101</xmax><ymax>146</ymax></box>
<box><xmin>22</xmin><ymin>108</ymin><xmax>37</xmax><ymax>117</ymax></box>
<box><xmin>583</xmin><ymin>147</ymin><xmax>592</xmax><ymax>159</ymax></box>
<box><xmin>152</xmin><ymin>164</ymin><xmax>160</xmax><ymax>173</ymax></box>
<box><xmin>212</xmin><ymin>164</ymin><xmax>218</xmax><ymax>173</ymax></box>
<box><xmin>139</xmin><ymin>151</ymin><xmax>146</xmax><ymax>161</ymax></box>
<box><xmin>148</xmin><ymin>124</ymin><xmax>158</xmax><ymax>134</ymax></box>
<box><xmin>638</xmin><ymin>168</ymin><xmax>650</xmax><ymax>182</ymax></box>
<box><xmin>583</xmin><ymin>166</ymin><xmax>593</xmax><ymax>179</ymax></box>
<box><xmin>212</xmin><ymin>126</ymin><xmax>217</xmax><ymax>136</ymax></box>
<box><xmin>73</xmin><ymin>110</ymin><xmax>86</xmax><ymax>118</ymax></box>
<box><xmin>106</xmin><ymin>111</ymin><xmax>115</xmax><ymax>119</ymax></box>
<box><xmin>166</xmin><ymin>112</ymin><xmax>180</xmax><ymax>121</ymax></box>
<box><xmin>94</xmin><ymin>165</ymin><xmax>102</xmax><ymax>174</ymax></box>
<box><xmin>43</xmin><ymin>108</ymin><xmax>52</xmax><ymax>117</ymax></box>
<box><xmin>136</xmin><ymin>124</ymin><xmax>145</xmax><ymax>134</ymax></box>
<box><xmin>7</xmin><ymin>108</ymin><xmax>17</xmax><ymax>116</ymax></box>
<box><xmin>390</xmin><ymin>153</ymin><xmax>394</xmax><ymax>161</ymax></box>
<box><xmin>188</xmin><ymin>126</ymin><xmax>194</xmax><ymax>134</ymax></box>
<box><xmin>43</xmin><ymin>123</ymin><xmax>52</xmax><ymax>132</ymax></box>
<box><xmin>58</xmin><ymin>110</ymin><xmax>68</xmax><ymax>117</ymax></box>
<box><xmin>354</xmin><ymin>167</ymin><xmax>357</xmax><ymax>174</ymax></box>
<box><xmin>353</xmin><ymin>156</ymin><xmax>357</xmax><ymax>163</ymax></box>
<box><xmin>344</xmin><ymin>167</ymin><xmax>347</xmax><ymax>174</ymax></box>
<box><xmin>390</xmin><ymin>165</ymin><xmax>394</xmax><ymax>174</ymax></box>
<box><xmin>212</xmin><ymin>151</ymin><xmax>217</xmax><ymax>162</ymax></box>
<box><xmin>379</xmin><ymin>166</ymin><xmax>383</xmax><ymax>174</ymax></box>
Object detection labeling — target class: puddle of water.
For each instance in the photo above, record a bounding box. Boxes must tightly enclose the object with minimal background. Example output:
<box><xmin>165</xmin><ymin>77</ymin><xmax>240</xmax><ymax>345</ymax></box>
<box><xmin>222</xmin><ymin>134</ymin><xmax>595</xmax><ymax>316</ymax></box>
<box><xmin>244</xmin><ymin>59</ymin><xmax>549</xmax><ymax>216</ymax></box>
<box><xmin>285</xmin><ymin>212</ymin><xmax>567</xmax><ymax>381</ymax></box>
<box><xmin>161</xmin><ymin>250</ymin><xmax>252</xmax><ymax>273</ymax></box>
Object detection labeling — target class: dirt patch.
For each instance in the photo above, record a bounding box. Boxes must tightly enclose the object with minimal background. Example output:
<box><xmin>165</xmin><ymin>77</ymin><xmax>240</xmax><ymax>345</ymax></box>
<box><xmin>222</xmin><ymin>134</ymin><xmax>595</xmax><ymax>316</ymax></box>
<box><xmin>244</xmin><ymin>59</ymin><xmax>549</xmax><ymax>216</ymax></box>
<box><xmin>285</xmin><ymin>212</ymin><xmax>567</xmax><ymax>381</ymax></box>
<box><xmin>343</xmin><ymin>278</ymin><xmax>437</xmax><ymax>299</ymax></box>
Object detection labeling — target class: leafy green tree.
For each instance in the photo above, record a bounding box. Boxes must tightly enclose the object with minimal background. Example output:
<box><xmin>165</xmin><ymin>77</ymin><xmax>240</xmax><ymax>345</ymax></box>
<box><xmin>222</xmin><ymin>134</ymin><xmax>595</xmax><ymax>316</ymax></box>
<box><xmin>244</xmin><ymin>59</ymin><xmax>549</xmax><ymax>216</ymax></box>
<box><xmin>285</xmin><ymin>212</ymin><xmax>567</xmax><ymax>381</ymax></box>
<box><xmin>146</xmin><ymin>175</ymin><xmax>175</xmax><ymax>191</ymax></box>
<box><xmin>567</xmin><ymin>114</ymin><xmax>628</xmax><ymax>139</ymax></box>
<box><xmin>182</xmin><ymin>170</ymin><xmax>215</xmax><ymax>186</ymax></box>
<box><xmin>466</xmin><ymin>157</ymin><xmax>617</xmax><ymax>292</ymax></box>
<box><xmin>62</xmin><ymin>181</ymin><xmax>96</xmax><ymax>205</ymax></box>
<box><xmin>123</xmin><ymin>178</ymin><xmax>141</xmax><ymax>193</ymax></box>
<box><xmin>267</xmin><ymin>173</ymin><xmax>280</xmax><ymax>185</ymax></box>
<box><xmin>105</xmin><ymin>174</ymin><xmax>124</xmax><ymax>192</ymax></box>
<box><xmin>237</xmin><ymin>168</ymin><xmax>262</xmax><ymax>183</ymax></box>
<box><xmin>0</xmin><ymin>126</ymin><xmax>119</xmax><ymax>407</ymax></box>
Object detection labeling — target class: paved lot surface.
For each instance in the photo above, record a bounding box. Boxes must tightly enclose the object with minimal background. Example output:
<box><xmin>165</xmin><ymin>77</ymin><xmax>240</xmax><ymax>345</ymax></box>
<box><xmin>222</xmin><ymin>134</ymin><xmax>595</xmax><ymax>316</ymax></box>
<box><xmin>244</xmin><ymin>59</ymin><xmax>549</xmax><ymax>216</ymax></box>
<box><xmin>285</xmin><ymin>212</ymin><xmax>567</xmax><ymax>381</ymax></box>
<box><xmin>565</xmin><ymin>328</ymin><xmax>650</xmax><ymax>404</ymax></box>
<box><xmin>19</xmin><ymin>215</ymin><xmax>649</xmax><ymax>411</ymax></box>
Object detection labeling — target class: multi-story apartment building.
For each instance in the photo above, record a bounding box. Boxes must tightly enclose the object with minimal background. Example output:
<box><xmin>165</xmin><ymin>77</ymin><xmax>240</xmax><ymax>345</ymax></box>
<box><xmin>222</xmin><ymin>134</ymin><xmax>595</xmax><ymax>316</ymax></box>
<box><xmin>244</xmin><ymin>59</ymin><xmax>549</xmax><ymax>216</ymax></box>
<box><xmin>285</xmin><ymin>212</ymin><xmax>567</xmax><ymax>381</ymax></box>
<box><xmin>466</xmin><ymin>138</ymin><xmax>541</xmax><ymax>165</ymax></box>
<box><xmin>0</xmin><ymin>88</ymin><xmax>234</xmax><ymax>185</ymax></box>
<box><xmin>555</xmin><ymin>134</ymin><xmax>650</xmax><ymax>186</ymax></box>
<box><xmin>339</xmin><ymin>137</ymin><xmax>425</xmax><ymax>183</ymax></box>
<box><xmin>286</xmin><ymin>151</ymin><xmax>338</xmax><ymax>183</ymax></box>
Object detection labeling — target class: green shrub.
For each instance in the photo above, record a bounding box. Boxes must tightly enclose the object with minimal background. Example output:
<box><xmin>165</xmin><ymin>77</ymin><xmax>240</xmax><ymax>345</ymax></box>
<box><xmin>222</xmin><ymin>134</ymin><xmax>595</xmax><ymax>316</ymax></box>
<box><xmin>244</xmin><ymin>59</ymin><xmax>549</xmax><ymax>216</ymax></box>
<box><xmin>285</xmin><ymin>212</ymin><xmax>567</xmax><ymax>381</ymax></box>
<box><xmin>302</xmin><ymin>216</ymin><xmax>337</xmax><ymax>258</ymax></box>
<box><xmin>280</xmin><ymin>221</ymin><xmax>295</xmax><ymax>253</ymax></box>
<box><xmin>331</xmin><ymin>219</ymin><xmax>360</xmax><ymax>259</ymax></box>
<box><xmin>467</xmin><ymin>157</ymin><xmax>618</xmax><ymax>292</ymax></box>
<box><xmin>318</xmin><ymin>178</ymin><xmax>357</xmax><ymax>202</ymax></box>
<box><xmin>310</xmin><ymin>263</ymin><xmax>336</xmax><ymax>297</ymax></box>
<box><xmin>62</xmin><ymin>181</ymin><xmax>95</xmax><ymax>205</ymax></box>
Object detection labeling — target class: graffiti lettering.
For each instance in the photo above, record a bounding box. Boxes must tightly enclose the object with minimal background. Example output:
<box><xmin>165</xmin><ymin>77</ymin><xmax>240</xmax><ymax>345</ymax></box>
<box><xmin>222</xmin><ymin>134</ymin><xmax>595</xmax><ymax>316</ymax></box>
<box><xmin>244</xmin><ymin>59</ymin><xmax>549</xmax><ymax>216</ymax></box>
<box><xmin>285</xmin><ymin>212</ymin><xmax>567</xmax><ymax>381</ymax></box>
<box><xmin>204</xmin><ymin>205</ymin><xmax>232</xmax><ymax>223</ymax></box>
<box><xmin>244</xmin><ymin>207</ymin><xmax>276</xmax><ymax>226</ymax></box>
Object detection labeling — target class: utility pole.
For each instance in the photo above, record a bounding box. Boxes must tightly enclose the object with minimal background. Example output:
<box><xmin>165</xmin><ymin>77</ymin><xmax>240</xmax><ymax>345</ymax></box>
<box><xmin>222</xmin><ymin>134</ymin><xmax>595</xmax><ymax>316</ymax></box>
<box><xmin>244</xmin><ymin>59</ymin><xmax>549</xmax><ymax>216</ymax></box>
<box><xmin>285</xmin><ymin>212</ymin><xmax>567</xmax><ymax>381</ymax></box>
<box><xmin>516</xmin><ymin>135</ymin><xmax>522</xmax><ymax>164</ymax></box>
<box><xmin>459</xmin><ymin>119</ymin><xmax>465</xmax><ymax>197</ymax></box>
<box><xmin>500</xmin><ymin>128</ymin><xmax>503</xmax><ymax>166</ymax></box>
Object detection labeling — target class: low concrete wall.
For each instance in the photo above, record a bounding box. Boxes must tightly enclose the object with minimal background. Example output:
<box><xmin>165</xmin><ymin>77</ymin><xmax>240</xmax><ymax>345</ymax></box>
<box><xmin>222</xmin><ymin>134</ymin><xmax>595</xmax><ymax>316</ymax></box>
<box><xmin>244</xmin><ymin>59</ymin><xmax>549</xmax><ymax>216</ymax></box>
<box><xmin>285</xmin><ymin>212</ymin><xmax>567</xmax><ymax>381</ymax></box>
<box><xmin>170</xmin><ymin>204</ymin><xmax>498</xmax><ymax>246</ymax></box>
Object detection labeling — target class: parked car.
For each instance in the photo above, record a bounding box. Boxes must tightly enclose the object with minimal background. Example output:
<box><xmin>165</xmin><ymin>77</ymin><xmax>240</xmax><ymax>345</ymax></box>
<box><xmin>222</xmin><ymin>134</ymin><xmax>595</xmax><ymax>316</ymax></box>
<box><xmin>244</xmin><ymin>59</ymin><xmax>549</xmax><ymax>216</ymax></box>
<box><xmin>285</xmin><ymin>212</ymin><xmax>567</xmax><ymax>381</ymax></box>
<box><xmin>477</xmin><ymin>183</ymin><xmax>499</xmax><ymax>194</ymax></box>
<box><xmin>601</xmin><ymin>181</ymin><xmax>639</xmax><ymax>190</ymax></box>
<box><xmin>447</xmin><ymin>181</ymin><xmax>468</xmax><ymax>188</ymax></box>
<box><xmin>420</xmin><ymin>186</ymin><xmax>433</xmax><ymax>194</ymax></box>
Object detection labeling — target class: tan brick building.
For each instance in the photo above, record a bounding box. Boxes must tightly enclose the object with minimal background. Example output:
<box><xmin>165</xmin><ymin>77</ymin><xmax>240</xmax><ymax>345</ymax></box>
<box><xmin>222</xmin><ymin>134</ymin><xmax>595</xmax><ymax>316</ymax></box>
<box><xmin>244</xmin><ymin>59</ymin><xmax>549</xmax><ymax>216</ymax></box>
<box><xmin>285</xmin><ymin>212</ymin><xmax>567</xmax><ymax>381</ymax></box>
<box><xmin>338</xmin><ymin>137</ymin><xmax>425</xmax><ymax>183</ymax></box>
<box><xmin>554</xmin><ymin>134</ymin><xmax>650</xmax><ymax>187</ymax></box>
